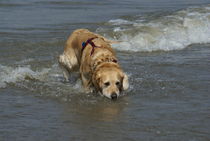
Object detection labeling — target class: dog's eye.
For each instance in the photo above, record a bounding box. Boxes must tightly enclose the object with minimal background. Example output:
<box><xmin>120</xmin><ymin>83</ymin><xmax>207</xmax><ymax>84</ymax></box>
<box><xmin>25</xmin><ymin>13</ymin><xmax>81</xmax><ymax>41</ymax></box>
<box><xmin>116</xmin><ymin>81</ymin><xmax>120</xmax><ymax>86</ymax></box>
<box><xmin>104</xmin><ymin>82</ymin><xmax>110</xmax><ymax>87</ymax></box>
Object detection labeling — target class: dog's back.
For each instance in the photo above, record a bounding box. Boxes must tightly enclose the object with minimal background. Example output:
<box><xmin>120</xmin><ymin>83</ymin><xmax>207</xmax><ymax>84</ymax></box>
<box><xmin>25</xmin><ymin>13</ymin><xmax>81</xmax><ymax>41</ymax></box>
<box><xmin>59</xmin><ymin>29</ymin><xmax>115</xmax><ymax>72</ymax></box>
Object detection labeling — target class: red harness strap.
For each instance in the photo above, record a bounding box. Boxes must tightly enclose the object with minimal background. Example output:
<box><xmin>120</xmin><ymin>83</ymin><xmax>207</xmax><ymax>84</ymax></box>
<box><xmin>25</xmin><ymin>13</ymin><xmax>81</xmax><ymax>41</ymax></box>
<box><xmin>82</xmin><ymin>37</ymin><xmax>118</xmax><ymax>63</ymax></box>
<box><xmin>82</xmin><ymin>37</ymin><xmax>101</xmax><ymax>56</ymax></box>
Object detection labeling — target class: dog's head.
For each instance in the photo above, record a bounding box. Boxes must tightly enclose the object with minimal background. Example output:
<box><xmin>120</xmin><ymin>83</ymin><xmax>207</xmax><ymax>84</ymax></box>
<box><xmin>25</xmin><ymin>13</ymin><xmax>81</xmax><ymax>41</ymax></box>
<box><xmin>93</xmin><ymin>66</ymin><xmax>129</xmax><ymax>100</ymax></box>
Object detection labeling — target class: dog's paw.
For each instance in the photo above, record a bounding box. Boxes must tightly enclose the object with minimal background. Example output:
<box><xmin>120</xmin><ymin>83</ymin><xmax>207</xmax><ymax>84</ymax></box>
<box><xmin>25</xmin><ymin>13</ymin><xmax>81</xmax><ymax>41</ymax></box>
<box><xmin>84</xmin><ymin>87</ymin><xmax>94</xmax><ymax>93</ymax></box>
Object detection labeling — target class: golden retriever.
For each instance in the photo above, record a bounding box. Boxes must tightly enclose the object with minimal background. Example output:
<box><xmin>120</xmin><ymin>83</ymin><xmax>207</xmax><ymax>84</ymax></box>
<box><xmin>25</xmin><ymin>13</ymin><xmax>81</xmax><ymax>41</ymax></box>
<box><xmin>58</xmin><ymin>29</ymin><xmax>129</xmax><ymax>100</ymax></box>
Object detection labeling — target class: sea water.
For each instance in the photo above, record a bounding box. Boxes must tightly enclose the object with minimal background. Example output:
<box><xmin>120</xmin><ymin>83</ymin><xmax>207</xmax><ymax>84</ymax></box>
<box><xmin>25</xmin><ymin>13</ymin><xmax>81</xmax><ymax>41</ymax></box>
<box><xmin>0</xmin><ymin>0</ymin><xmax>210</xmax><ymax>140</ymax></box>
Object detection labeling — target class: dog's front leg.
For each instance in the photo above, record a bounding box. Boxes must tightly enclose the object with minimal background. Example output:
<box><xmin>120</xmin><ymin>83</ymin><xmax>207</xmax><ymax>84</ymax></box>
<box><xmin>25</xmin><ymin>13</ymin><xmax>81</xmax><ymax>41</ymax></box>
<box><xmin>81</xmin><ymin>73</ymin><xmax>93</xmax><ymax>93</ymax></box>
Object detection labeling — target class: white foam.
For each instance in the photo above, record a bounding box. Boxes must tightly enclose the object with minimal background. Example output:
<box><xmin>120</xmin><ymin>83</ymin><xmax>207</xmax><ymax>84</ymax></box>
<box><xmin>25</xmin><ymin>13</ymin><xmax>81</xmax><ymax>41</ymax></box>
<box><xmin>15</xmin><ymin>58</ymin><xmax>34</xmax><ymax>65</ymax></box>
<box><xmin>107</xmin><ymin>5</ymin><xmax>210</xmax><ymax>52</ymax></box>
<box><xmin>108</xmin><ymin>19</ymin><xmax>134</xmax><ymax>25</ymax></box>
<box><xmin>0</xmin><ymin>64</ymin><xmax>50</xmax><ymax>88</ymax></box>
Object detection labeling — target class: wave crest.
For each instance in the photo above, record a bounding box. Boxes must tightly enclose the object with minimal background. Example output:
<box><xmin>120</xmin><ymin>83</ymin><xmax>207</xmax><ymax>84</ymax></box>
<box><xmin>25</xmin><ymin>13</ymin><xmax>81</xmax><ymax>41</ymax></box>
<box><xmin>102</xmin><ymin>5</ymin><xmax>210</xmax><ymax>52</ymax></box>
<box><xmin>0</xmin><ymin>65</ymin><xmax>50</xmax><ymax>88</ymax></box>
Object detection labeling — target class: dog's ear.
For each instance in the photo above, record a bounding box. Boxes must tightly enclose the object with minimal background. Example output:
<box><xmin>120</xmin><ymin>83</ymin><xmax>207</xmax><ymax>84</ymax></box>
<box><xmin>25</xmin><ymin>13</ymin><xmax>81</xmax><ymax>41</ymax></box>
<box><xmin>122</xmin><ymin>73</ymin><xmax>129</xmax><ymax>90</ymax></box>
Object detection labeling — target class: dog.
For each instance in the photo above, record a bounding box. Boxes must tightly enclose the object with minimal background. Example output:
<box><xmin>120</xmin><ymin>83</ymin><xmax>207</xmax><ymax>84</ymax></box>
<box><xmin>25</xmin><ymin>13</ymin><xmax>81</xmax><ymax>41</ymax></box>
<box><xmin>58</xmin><ymin>29</ymin><xmax>129</xmax><ymax>100</ymax></box>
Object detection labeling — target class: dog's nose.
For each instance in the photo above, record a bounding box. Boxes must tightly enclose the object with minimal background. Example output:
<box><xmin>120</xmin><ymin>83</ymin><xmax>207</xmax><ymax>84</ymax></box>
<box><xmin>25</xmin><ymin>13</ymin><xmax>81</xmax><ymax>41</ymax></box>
<box><xmin>111</xmin><ymin>93</ymin><xmax>117</xmax><ymax>100</ymax></box>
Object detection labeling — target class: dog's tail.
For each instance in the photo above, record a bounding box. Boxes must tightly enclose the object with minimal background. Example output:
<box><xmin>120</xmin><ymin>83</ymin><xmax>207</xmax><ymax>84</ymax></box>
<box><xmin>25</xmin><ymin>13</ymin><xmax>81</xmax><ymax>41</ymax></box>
<box><xmin>106</xmin><ymin>40</ymin><xmax>122</xmax><ymax>44</ymax></box>
<box><xmin>95</xmin><ymin>33</ymin><xmax>122</xmax><ymax>44</ymax></box>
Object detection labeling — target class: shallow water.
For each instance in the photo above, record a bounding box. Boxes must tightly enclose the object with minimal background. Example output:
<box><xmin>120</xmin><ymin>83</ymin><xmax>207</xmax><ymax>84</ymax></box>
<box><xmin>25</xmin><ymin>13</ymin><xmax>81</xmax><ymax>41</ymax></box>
<box><xmin>1</xmin><ymin>0</ymin><xmax>210</xmax><ymax>141</ymax></box>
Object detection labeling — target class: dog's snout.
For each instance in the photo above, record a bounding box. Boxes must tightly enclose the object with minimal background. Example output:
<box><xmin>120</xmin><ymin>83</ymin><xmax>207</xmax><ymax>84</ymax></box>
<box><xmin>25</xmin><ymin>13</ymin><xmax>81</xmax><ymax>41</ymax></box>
<box><xmin>111</xmin><ymin>93</ymin><xmax>117</xmax><ymax>100</ymax></box>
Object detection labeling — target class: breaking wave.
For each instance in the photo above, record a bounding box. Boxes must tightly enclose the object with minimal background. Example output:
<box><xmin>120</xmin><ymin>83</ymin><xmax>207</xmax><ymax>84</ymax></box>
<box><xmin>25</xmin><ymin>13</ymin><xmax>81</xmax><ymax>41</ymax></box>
<box><xmin>0</xmin><ymin>64</ymin><xmax>50</xmax><ymax>88</ymax></box>
<box><xmin>100</xmin><ymin>5</ymin><xmax>210</xmax><ymax>52</ymax></box>
<box><xmin>0</xmin><ymin>63</ymin><xmax>84</xmax><ymax>100</ymax></box>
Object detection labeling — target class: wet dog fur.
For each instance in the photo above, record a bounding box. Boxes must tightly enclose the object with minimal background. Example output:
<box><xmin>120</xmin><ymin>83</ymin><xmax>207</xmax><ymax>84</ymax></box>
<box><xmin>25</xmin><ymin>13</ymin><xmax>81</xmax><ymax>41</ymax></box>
<box><xmin>58</xmin><ymin>29</ymin><xmax>129</xmax><ymax>100</ymax></box>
